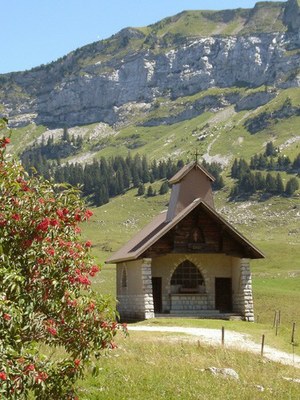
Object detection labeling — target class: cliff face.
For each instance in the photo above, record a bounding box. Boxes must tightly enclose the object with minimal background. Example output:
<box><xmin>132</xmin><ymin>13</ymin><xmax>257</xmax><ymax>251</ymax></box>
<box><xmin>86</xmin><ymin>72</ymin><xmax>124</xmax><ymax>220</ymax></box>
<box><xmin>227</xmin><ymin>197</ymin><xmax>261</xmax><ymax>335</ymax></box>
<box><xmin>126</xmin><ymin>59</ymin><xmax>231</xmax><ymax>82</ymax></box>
<box><xmin>1</xmin><ymin>0</ymin><xmax>300</xmax><ymax>128</ymax></box>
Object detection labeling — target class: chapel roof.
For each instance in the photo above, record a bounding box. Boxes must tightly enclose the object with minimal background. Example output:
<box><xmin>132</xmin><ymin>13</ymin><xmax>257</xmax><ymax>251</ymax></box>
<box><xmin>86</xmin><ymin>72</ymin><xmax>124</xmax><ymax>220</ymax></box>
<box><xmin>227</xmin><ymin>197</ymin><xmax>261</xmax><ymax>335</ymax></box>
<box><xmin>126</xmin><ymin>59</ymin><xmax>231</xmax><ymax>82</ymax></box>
<box><xmin>106</xmin><ymin>197</ymin><xmax>264</xmax><ymax>263</ymax></box>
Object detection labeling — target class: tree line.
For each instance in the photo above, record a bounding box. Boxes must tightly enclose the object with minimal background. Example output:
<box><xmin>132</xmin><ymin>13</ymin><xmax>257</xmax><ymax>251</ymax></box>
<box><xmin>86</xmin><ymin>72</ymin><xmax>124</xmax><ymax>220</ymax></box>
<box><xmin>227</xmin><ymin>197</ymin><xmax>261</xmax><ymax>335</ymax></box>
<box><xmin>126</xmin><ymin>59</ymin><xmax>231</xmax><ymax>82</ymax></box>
<box><xmin>21</xmin><ymin>140</ymin><xmax>224</xmax><ymax>206</ymax></box>
<box><xmin>230</xmin><ymin>142</ymin><xmax>299</xmax><ymax>199</ymax></box>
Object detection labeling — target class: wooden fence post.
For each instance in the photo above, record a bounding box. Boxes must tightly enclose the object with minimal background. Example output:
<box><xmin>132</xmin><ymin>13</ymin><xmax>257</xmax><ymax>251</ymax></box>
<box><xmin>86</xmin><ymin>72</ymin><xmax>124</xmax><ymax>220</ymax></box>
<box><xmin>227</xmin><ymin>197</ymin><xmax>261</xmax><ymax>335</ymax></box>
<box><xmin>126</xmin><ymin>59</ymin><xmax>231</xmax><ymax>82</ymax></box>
<box><xmin>291</xmin><ymin>322</ymin><xmax>296</xmax><ymax>344</ymax></box>
<box><xmin>261</xmin><ymin>334</ymin><xmax>265</xmax><ymax>356</ymax></box>
<box><xmin>221</xmin><ymin>326</ymin><xmax>225</xmax><ymax>346</ymax></box>
<box><xmin>273</xmin><ymin>310</ymin><xmax>277</xmax><ymax>328</ymax></box>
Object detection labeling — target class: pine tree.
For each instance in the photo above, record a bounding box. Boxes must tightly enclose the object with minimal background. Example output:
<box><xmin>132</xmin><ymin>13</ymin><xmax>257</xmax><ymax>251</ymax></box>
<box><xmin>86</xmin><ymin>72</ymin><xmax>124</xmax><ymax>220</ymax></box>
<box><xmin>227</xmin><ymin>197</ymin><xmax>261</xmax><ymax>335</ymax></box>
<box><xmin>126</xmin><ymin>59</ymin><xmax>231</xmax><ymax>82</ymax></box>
<box><xmin>240</xmin><ymin>172</ymin><xmax>256</xmax><ymax>194</ymax></box>
<box><xmin>275</xmin><ymin>173</ymin><xmax>284</xmax><ymax>194</ymax></box>
<box><xmin>285</xmin><ymin>177</ymin><xmax>299</xmax><ymax>196</ymax></box>
<box><xmin>137</xmin><ymin>183</ymin><xmax>145</xmax><ymax>196</ymax></box>
<box><xmin>292</xmin><ymin>153</ymin><xmax>300</xmax><ymax>173</ymax></box>
<box><xmin>254</xmin><ymin>172</ymin><xmax>265</xmax><ymax>190</ymax></box>
<box><xmin>62</xmin><ymin>126</ymin><xmax>70</xmax><ymax>143</ymax></box>
<box><xmin>147</xmin><ymin>185</ymin><xmax>154</xmax><ymax>197</ymax></box>
<box><xmin>159</xmin><ymin>181</ymin><xmax>169</xmax><ymax>195</ymax></box>
<box><xmin>265</xmin><ymin>141</ymin><xmax>276</xmax><ymax>157</ymax></box>
<box><xmin>231</xmin><ymin>158</ymin><xmax>239</xmax><ymax>178</ymax></box>
<box><xmin>151</xmin><ymin>160</ymin><xmax>159</xmax><ymax>180</ymax></box>
<box><xmin>265</xmin><ymin>173</ymin><xmax>277</xmax><ymax>193</ymax></box>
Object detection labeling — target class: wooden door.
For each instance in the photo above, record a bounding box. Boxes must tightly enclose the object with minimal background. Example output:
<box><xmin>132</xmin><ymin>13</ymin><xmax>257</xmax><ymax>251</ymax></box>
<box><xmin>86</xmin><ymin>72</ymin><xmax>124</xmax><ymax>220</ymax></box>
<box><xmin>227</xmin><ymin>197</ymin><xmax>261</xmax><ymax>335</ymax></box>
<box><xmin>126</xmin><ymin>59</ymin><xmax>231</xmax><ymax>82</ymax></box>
<box><xmin>215</xmin><ymin>278</ymin><xmax>232</xmax><ymax>312</ymax></box>
<box><xmin>152</xmin><ymin>277</ymin><xmax>162</xmax><ymax>313</ymax></box>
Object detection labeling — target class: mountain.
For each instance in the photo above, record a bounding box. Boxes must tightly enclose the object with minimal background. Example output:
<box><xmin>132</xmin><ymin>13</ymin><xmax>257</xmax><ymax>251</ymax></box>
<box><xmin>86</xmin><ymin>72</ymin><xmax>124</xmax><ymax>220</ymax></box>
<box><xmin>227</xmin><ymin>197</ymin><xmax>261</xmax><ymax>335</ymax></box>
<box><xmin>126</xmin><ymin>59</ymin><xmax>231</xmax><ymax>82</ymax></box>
<box><xmin>1</xmin><ymin>1</ymin><xmax>300</xmax><ymax>325</ymax></box>
<box><xmin>0</xmin><ymin>0</ymin><xmax>300</xmax><ymax>130</ymax></box>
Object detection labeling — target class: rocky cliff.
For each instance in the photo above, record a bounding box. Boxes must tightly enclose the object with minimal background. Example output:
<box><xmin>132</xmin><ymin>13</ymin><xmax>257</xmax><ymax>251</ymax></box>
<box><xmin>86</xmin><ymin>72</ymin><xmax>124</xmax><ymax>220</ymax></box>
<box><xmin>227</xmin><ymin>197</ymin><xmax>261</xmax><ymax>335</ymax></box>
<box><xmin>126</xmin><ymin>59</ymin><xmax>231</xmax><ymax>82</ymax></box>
<box><xmin>0</xmin><ymin>0</ymin><xmax>299</xmax><ymax>128</ymax></box>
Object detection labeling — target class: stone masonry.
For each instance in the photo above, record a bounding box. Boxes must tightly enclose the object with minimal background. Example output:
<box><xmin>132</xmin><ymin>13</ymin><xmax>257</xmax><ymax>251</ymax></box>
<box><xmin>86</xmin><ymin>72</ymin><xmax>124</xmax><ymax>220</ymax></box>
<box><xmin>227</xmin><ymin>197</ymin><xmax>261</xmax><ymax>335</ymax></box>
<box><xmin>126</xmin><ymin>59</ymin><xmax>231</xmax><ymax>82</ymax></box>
<box><xmin>141</xmin><ymin>258</ymin><xmax>155</xmax><ymax>319</ymax></box>
<box><xmin>234</xmin><ymin>258</ymin><xmax>255</xmax><ymax>322</ymax></box>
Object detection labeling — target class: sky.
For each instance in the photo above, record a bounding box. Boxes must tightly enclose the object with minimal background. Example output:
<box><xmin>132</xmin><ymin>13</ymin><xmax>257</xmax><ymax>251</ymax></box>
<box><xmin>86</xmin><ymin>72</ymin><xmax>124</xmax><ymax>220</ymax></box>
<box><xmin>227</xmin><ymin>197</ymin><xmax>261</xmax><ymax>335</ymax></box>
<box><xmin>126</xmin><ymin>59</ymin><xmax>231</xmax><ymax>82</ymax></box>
<box><xmin>2</xmin><ymin>0</ymin><xmax>286</xmax><ymax>74</ymax></box>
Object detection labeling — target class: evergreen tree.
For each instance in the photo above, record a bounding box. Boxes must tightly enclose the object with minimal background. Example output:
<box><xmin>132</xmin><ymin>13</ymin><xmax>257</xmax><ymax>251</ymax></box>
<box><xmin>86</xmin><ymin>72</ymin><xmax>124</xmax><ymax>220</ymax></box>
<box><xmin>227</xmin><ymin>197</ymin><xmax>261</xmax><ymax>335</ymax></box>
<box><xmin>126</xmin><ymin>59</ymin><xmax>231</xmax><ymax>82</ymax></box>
<box><xmin>158</xmin><ymin>160</ymin><xmax>167</xmax><ymax>179</ymax></box>
<box><xmin>62</xmin><ymin>126</ymin><xmax>70</xmax><ymax>143</ymax></box>
<box><xmin>231</xmin><ymin>158</ymin><xmax>239</xmax><ymax>178</ymax></box>
<box><xmin>267</xmin><ymin>157</ymin><xmax>276</xmax><ymax>171</ymax></box>
<box><xmin>275</xmin><ymin>173</ymin><xmax>284</xmax><ymax>194</ymax></box>
<box><xmin>250</xmin><ymin>154</ymin><xmax>259</xmax><ymax>170</ymax></box>
<box><xmin>265</xmin><ymin>173</ymin><xmax>277</xmax><ymax>193</ymax></box>
<box><xmin>239</xmin><ymin>171</ymin><xmax>256</xmax><ymax>194</ymax></box>
<box><xmin>159</xmin><ymin>181</ymin><xmax>169</xmax><ymax>195</ymax></box>
<box><xmin>265</xmin><ymin>141</ymin><xmax>277</xmax><ymax>157</ymax></box>
<box><xmin>285</xmin><ymin>177</ymin><xmax>299</xmax><ymax>196</ymax></box>
<box><xmin>147</xmin><ymin>185</ymin><xmax>154</xmax><ymax>197</ymax></box>
<box><xmin>137</xmin><ymin>183</ymin><xmax>145</xmax><ymax>196</ymax></box>
<box><xmin>132</xmin><ymin>168</ymin><xmax>140</xmax><ymax>188</ymax></box>
<box><xmin>258</xmin><ymin>154</ymin><xmax>267</xmax><ymax>170</ymax></box>
<box><xmin>213</xmin><ymin>175</ymin><xmax>225</xmax><ymax>190</ymax></box>
<box><xmin>166</xmin><ymin>158</ymin><xmax>176</xmax><ymax>179</ymax></box>
<box><xmin>94</xmin><ymin>184</ymin><xmax>109</xmax><ymax>206</ymax></box>
<box><xmin>151</xmin><ymin>160</ymin><xmax>159</xmax><ymax>180</ymax></box>
<box><xmin>254</xmin><ymin>172</ymin><xmax>265</xmax><ymax>190</ymax></box>
<box><xmin>141</xmin><ymin>155</ymin><xmax>150</xmax><ymax>183</ymax></box>
<box><xmin>292</xmin><ymin>153</ymin><xmax>300</xmax><ymax>173</ymax></box>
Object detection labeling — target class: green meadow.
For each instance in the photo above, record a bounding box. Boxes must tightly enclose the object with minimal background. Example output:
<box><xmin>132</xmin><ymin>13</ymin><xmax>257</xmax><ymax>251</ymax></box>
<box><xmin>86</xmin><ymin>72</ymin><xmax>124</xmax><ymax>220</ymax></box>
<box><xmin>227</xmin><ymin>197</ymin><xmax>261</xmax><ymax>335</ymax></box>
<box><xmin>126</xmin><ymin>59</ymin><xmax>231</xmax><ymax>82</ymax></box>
<box><xmin>7</xmin><ymin>84</ymin><xmax>300</xmax><ymax>400</ymax></box>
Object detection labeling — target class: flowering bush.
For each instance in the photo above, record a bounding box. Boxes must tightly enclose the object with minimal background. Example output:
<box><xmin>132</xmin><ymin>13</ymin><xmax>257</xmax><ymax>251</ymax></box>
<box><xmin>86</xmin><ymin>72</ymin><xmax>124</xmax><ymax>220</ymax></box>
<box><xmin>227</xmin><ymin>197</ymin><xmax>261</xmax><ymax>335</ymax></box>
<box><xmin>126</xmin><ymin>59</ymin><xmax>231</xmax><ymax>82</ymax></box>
<box><xmin>0</xmin><ymin>120</ymin><xmax>126</xmax><ymax>399</ymax></box>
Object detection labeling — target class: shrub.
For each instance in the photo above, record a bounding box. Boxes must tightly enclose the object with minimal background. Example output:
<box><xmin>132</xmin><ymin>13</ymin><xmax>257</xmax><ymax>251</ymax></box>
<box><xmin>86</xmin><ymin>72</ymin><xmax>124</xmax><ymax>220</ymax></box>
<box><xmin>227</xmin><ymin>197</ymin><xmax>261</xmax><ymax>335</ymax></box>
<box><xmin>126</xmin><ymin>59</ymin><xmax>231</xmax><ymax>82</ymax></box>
<box><xmin>0</xmin><ymin>120</ymin><xmax>126</xmax><ymax>399</ymax></box>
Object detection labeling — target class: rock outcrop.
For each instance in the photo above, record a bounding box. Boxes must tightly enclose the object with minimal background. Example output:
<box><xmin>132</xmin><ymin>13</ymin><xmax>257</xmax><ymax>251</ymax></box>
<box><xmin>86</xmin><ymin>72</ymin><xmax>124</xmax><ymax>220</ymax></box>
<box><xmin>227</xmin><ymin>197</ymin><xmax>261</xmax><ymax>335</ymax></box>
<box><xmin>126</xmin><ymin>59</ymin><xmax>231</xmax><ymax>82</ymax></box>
<box><xmin>0</xmin><ymin>0</ymin><xmax>299</xmax><ymax>128</ymax></box>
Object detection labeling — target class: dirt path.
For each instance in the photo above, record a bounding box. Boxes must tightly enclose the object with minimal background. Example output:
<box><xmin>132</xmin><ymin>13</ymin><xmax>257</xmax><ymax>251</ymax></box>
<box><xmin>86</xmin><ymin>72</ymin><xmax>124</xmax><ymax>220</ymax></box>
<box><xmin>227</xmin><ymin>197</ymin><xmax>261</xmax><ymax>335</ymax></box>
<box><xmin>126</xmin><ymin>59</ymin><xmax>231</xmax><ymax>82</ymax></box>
<box><xmin>202</xmin><ymin>105</ymin><xmax>236</xmax><ymax>167</ymax></box>
<box><xmin>129</xmin><ymin>325</ymin><xmax>300</xmax><ymax>368</ymax></box>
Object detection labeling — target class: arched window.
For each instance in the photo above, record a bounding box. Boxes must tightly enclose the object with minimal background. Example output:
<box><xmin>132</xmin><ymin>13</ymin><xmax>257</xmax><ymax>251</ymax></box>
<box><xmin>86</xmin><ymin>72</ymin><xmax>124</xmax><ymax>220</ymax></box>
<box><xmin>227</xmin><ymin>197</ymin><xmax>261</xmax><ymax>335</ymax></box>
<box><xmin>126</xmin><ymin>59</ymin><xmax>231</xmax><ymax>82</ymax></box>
<box><xmin>121</xmin><ymin>267</ymin><xmax>127</xmax><ymax>288</ymax></box>
<box><xmin>170</xmin><ymin>260</ymin><xmax>205</xmax><ymax>293</ymax></box>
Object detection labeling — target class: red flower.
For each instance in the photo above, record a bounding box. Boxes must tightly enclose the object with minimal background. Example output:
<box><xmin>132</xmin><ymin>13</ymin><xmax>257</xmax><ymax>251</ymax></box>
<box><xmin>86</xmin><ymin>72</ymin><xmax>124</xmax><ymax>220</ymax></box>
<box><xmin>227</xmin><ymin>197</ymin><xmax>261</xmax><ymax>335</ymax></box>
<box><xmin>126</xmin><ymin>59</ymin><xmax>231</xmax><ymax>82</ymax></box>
<box><xmin>50</xmin><ymin>219</ymin><xmax>59</xmax><ymax>227</ymax></box>
<box><xmin>47</xmin><ymin>326</ymin><xmax>57</xmax><ymax>336</ymax></box>
<box><xmin>3</xmin><ymin>313</ymin><xmax>11</xmax><ymax>321</ymax></box>
<box><xmin>89</xmin><ymin>265</ymin><xmax>99</xmax><ymax>277</ymax></box>
<box><xmin>85</xmin><ymin>240</ymin><xmax>92</xmax><ymax>248</ymax></box>
<box><xmin>84</xmin><ymin>209</ymin><xmax>93</xmax><ymax>220</ymax></box>
<box><xmin>24</xmin><ymin>364</ymin><xmax>35</xmax><ymax>372</ymax></box>
<box><xmin>67</xmin><ymin>299</ymin><xmax>77</xmax><ymax>307</ymax></box>
<box><xmin>23</xmin><ymin>239</ymin><xmax>33</xmax><ymax>249</ymax></box>
<box><xmin>74</xmin><ymin>212</ymin><xmax>81</xmax><ymax>222</ymax></box>
<box><xmin>35</xmin><ymin>371</ymin><xmax>48</xmax><ymax>382</ymax></box>
<box><xmin>0</xmin><ymin>371</ymin><xmax>7</xmax><ymax>380</ymax></box>
<box><xmin>36</xmin><ymin>218</ymin><xmax>50</xmax><ymax>232</ymax></box>
<box><xmin>56</xmin><ymin>209</ymin><xmax>64</xmax><ymax>219</ymax></box>
<box><xmin>1</xmin><ymin>137</ymin><xmax>10</xmax><ymax>148</ymax></box>
<box><xmin>11</xmin><ymin>213</ymin><xmax>21</xmax><ymax>221</ymax></box>
<box><xmin>47</xmin><ymin>247</ymin><xmax>55</xmax><ymax>256</ymax></box>
<box><xmin>74</xmin><ymin>359</ymin><xmax>81</xmax><ymax>368</ymax></box>
<box><xmin>87</xmin><ymin>302</ymin><xmax>95</xmax><ymax>312</ymax></box>
<box><xmin>74</xmin><ymin>226</ymin><xmax>81</xmax><ymax>234</ymax></box>
<box><xmin>0</xmin><ymin>218</ymin><xmax>7</xmax><ymax>227</ymax></box>
<box><xmin>21</xmin><ymin>183</ymin><xmax>30</xmax><ymax>192</ymax></box>
<box><xmin>77</xmin><ymin>274</ymin><xmax>91</xmax><ymax>286</ymax></box>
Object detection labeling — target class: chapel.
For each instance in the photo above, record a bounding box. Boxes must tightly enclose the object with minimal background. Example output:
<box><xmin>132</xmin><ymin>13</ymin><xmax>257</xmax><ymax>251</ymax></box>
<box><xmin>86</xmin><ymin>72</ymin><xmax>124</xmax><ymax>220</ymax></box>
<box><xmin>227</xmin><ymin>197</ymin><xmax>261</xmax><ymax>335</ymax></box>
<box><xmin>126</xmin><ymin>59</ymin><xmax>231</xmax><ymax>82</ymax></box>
<box><xmin>106</xmin><ymin>161</ymin><xmax>264</xmax><ymax>321</ymax></box>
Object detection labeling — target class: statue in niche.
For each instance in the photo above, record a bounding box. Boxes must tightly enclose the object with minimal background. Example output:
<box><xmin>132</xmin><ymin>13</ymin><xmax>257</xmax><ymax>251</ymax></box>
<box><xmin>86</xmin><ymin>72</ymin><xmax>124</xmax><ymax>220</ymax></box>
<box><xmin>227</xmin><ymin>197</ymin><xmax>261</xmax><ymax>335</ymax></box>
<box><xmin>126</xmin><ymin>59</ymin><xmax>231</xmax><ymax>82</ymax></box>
<box><xmin>188</xmin><ymin>226</ymin><xmax>205</xmax><ymax>249</ymax></box>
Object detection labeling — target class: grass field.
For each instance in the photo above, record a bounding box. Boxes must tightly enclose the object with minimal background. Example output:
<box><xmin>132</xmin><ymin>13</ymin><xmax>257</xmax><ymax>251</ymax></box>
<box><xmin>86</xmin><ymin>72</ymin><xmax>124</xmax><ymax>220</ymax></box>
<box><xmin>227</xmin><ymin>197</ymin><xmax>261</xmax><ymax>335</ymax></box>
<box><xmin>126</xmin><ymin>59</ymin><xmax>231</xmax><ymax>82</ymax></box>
<box><xmin>77</xmin><ymin>332</ymin><xmax>300</xmax><ymax>400</ymax></box>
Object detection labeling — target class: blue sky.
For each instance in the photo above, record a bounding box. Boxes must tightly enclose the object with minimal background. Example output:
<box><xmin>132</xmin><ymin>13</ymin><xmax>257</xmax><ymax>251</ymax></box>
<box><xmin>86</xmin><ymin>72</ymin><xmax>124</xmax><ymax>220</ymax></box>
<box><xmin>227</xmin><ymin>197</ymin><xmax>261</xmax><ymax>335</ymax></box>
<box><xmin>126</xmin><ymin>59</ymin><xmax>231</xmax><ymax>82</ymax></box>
<box><xmin>2</xmin><ymin>0</ymin><xmax>286</xmax><ymax>74</ymax></box>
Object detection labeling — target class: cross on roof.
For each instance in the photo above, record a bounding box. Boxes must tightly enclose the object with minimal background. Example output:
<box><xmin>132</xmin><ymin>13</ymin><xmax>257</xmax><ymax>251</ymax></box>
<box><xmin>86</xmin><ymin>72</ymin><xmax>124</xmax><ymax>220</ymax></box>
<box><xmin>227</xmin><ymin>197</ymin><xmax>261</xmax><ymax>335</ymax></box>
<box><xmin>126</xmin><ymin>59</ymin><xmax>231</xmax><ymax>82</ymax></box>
<box><xmin>194</xmin><ymin>149</ymin><xmax>200</xmax><ymax>164</ymax></box>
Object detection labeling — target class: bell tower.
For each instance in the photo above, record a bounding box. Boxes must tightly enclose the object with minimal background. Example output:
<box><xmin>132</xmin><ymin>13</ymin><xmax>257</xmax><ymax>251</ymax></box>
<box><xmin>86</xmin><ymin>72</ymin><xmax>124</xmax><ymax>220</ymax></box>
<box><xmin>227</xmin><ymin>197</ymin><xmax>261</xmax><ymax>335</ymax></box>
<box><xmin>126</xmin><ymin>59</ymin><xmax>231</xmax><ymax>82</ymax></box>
<box><xmin>166</xmin><ymin>161</ymin><xmax>215</xmax><ymax>222</ymax></box>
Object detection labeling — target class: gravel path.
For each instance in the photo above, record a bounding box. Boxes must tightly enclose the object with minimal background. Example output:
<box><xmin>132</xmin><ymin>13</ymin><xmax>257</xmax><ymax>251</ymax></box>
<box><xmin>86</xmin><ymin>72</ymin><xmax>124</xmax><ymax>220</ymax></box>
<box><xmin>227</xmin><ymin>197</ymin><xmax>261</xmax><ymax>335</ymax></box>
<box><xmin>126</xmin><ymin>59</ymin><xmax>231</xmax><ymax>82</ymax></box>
<box><xmin>129</xmin><ymin>325</ymin><xmax>300</xmax><ymax>368</ymax></box>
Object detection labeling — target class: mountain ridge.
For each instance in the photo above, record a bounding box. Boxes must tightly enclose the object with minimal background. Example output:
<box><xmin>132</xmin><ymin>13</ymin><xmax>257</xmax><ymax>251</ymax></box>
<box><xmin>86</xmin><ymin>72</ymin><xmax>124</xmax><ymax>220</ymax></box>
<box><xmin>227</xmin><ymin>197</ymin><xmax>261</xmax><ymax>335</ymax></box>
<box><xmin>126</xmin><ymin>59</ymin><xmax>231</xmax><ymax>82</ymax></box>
<box><xmin>0</xmin><ymin>0</ymin><xmax>299</xmax><ymax>129</ymax></box>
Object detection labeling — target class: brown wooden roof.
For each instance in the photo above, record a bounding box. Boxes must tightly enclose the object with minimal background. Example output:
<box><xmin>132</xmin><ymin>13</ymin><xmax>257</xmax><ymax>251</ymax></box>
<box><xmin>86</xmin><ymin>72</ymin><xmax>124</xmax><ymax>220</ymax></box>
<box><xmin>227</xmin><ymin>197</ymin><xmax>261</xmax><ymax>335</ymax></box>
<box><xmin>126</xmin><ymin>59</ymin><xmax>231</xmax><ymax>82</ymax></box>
<box><xmin>169</xmin><ymin>161</ymin><xmax>215</xmax><ymax>184</ymax></box>
<box><xmin>106</xmin><ymin>198</ymin><xmax>264</xmax><ymax>263</ymax></box>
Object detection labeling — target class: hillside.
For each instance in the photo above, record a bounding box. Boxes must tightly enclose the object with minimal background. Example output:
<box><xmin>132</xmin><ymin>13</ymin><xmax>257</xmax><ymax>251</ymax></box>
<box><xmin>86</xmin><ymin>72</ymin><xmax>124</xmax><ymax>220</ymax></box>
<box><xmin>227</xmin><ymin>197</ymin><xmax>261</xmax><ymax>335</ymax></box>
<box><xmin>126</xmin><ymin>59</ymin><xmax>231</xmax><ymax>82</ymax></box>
<box><xmin>1</xmin><ymin>0</ymin><xmax>300</xmax><ymax>330</ymax></box>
